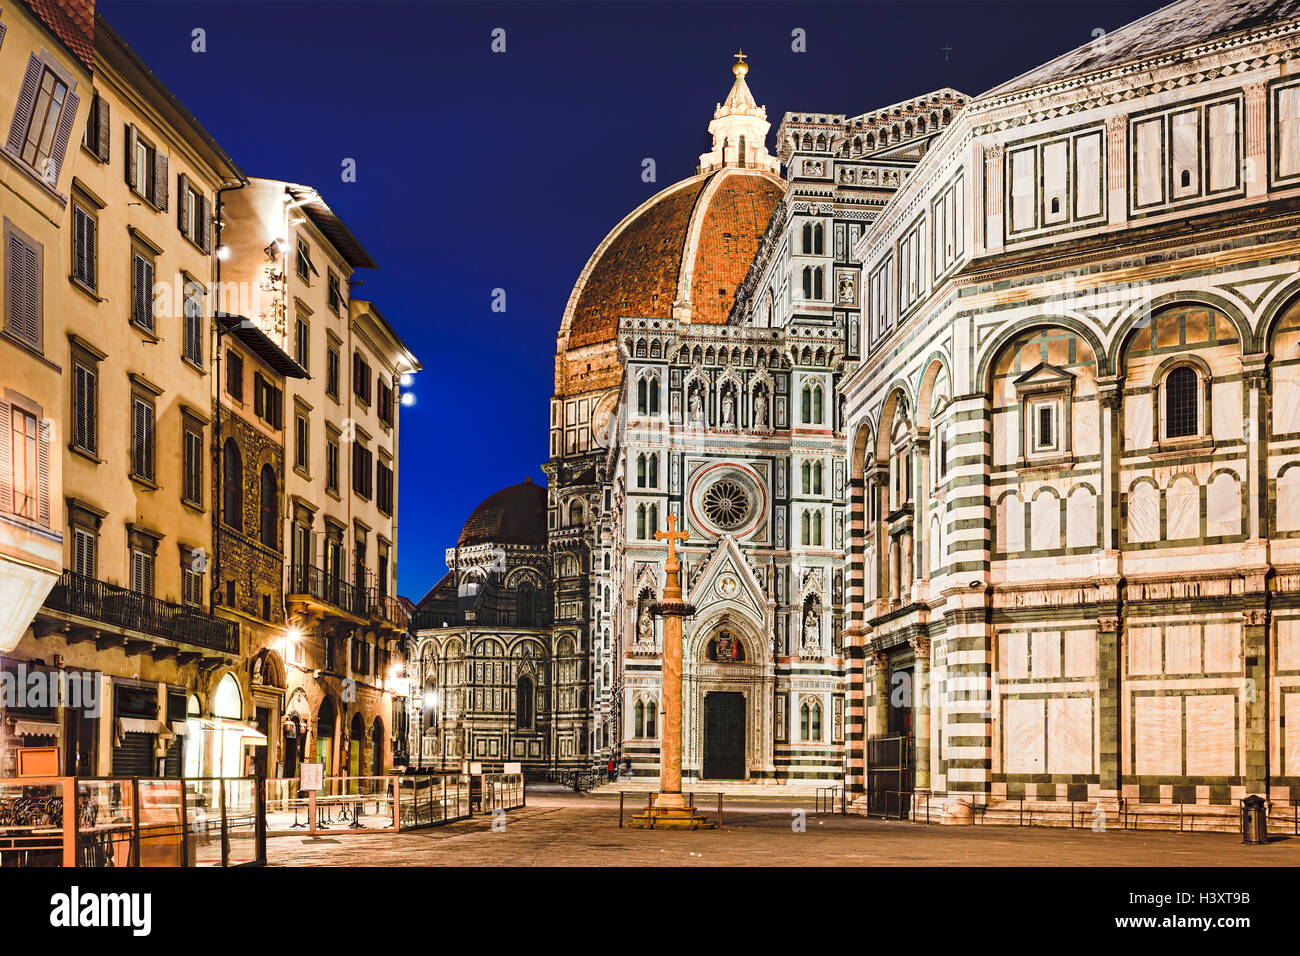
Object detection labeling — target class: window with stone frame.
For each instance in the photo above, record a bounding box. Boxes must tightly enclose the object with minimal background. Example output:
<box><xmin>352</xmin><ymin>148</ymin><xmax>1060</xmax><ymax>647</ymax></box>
<box><xmin>180</xmin><ymin>545</ymin><xmax>204</xmax><ymax>607</ymax></box>
<box><xmin>69</xmin><ymin>338</ymin><xmax>101</xmax><ymax>458</ymax></box>
<box><xmin>127</xmin><ymin>525</ymin><xmax>160</xmax><ymax>596</ymax></box>
<box><xmin>125</xmin><ymin>125</ymin><xmax>167</xmax><ymax>209</ymax></box>
<box><xmin>325</xmin><ymin>425</ymin><xmax>341</xmax><ymax>494</ymax></box>
<box><xmin>71</xmin><ymin>197</ymin><xmax>98</xmax><ymax>292</ymax></box>
<box><xmin>294</xmin><ymin>405</ymin><xmax>310</xmax><ymax>478</ymax></box>
<box><xmin>294</xmin><ymin>315</ymin><xmax>309</xmax><ymax>372</ymax></box>
<box><xmin>130</xmin><ymin>243</ymin><xmax>156</xmax><ymax>333</ymax></box>
<box><xmin>326</xmin><ymin>337</ymin><xmax>341</xmax><ymax>400</ymax></box>
<box><xmin>182</xmin><ymin>416</ymin><xmax>203</xmax><ymax>507</ymax></box>
<box><xmin>130</xmin><ymin>389</ymin><xmax>156</xmax><ymax>483</ymax></box>
<box><xmin>182</xmin><ymin>280</ymin><xmax>203</xmax><ymax>367</ymax></box>
<box><xmin>1012</xmin><ymin>362</ymin><xmax>1075</xmax><ymax>463</ymax></box>
<box><xmin>8</xmin><ymin>53</ymin><xmax>79</xmax><ymax>186</ymax></box>
<box><xmin>327</xmin><ymin>269</ymin><xmax>343</xmax><ymax>313</ymax></box>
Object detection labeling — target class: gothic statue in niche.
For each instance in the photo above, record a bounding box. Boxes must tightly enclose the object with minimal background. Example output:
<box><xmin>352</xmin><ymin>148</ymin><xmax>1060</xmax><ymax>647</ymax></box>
<box><xmin>753</xmin><ymin>388</ymin><xmax>769</xmax><ymax>428</ymax></box>
<box><xmin>707</xmin><ymin>629</ymin><xmax>745</xmax><ymax>662</ymax></box>
<box><xmin>688</xmin><ymin>383</ymin><xmax>706</xmax><ymax>426</ymax></box>
<box><xmin>803</xmin><ymin>608</ymin><xmax>820</xmax><ymax>648</ymax></box>
<box><xmin>720</xmin><ymin>385</ymin><xmax>736</xmax><ymax>427</ymax></box>
<box><xmin>637</xmin><ymin>606</ymin><xmax>653</xmax><ymax>642</ymax></box>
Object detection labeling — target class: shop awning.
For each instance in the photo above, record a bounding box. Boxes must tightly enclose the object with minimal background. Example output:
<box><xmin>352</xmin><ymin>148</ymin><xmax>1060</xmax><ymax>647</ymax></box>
<box><xmin>117</xmin><ymin>717</ymin><xmax>174</xmax><ymax>739</ymax></box>
<box><xmin>13</xmin><ymin>719</ymin><xmax>60</xmax><ymax>737</ymax></box>
<box><xmin>179</xmin><ymin>716</ymin><xmax>267</xmax><ymax>744</ymax></box>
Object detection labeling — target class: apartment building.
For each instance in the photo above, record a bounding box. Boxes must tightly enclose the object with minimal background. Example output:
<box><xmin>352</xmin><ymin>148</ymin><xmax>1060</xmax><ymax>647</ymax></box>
<box><xmin>219</xmin><ymin>178</ymin><xmax>419</xmax><ymax>777</ymax></box>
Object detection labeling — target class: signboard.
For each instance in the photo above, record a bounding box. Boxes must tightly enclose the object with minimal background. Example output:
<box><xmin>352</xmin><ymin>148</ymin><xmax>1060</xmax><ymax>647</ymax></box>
<box><xmin>503</xmin><ymin>762</ymin><xmax>522</xmax><ymax>774</ymax></box>
<box><xmin>16</xmin><ymin>747</ymin><xmax>58</xmax><ymax>777</ymax></box>
<box><xmin>300</xmin><ymin>762</ymin><xmax>324</xmax><ymax>791</ymax></box>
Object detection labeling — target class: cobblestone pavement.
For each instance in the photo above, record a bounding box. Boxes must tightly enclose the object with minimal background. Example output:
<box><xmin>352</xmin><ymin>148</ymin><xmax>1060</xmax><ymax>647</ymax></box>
<box><xmin>265</xmin><ymin>792</ymin><xmax>1300</xmax><ymax>866</ymax></box>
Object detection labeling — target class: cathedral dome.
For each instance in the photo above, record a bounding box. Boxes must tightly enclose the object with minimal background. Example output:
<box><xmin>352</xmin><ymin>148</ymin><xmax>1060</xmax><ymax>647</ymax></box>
<box><xmin>457</xmin><ymin>479</ymin><xmax>548</xmax><ymax>548</ymax></box>
<box><xmin>555</xmin><ymin>55</ymin><xmax>784</xmax><ymax>396</ymax></box>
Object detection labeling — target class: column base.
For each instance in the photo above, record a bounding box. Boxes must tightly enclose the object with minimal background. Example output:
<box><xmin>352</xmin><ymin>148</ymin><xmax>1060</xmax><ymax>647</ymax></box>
<box><xmin>626</xmin><ymin>807</ymin><xmax>717</xmax><ymax>830</ymax></box>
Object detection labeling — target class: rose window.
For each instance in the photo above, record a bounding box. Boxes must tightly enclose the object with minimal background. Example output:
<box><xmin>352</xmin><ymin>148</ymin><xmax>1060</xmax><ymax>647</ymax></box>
<box><xmin>701</xmin><ymin>479</ymin><xmax>750</xmax><ymax>530</ymax></box>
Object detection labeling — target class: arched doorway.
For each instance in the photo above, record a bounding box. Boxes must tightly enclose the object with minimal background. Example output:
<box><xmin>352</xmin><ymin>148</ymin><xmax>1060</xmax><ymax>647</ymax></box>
<box><xmin>370</xmin><ymin>719</ymin><xmax>384</xmax><ymax>775</ymax></box>
<box><xmin>317</xmin><ymin>697</ymin><xmax>337</xmax><ymax>775</ymax></box>
<box><xmin>282</xmin><ymin>715</ymin><xmax>301</xmax><ymax>778</ymax></box>
<box><xmin>349</xmin><ymin>712</ymin><xmax>365</xmax><ymax>784</ymax></box>
<box><xmin>686</xmin><ymin>615</ymin><xmax>770</xmax><ymax>782</ymax></box>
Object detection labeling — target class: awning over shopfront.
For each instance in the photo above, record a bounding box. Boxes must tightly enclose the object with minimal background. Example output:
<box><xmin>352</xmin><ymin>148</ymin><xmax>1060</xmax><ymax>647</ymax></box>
<box><xmin>13</xmin><ymin>719</ymin><xmax>60</xmax><ymax>737</ymax></box>
<box><xmin>115</xmin><ymin>717</ymin><xmax>174</xmax><ymax>740</ymax></box>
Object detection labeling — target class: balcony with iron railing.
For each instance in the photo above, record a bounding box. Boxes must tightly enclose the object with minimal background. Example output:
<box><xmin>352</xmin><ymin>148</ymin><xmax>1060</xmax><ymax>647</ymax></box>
<box><xmin>287</xmin><ymin>563</ymin><xmax>371</xmax><ymax>621</ymax></box>
<box><xmin>368</xmin><ymin>589</ymin><xmax>409</xmax><ymax>631</ymax></box>
<box><xmin>38</xmin><ymin>570</ymin><xmax>239</xmax><ymax>655</ymax></box>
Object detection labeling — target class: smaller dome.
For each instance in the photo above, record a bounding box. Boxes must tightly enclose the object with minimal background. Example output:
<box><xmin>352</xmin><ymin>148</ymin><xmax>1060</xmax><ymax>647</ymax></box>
<box><xmin>458</xmin><ymin>479</ymin><xmax>547</xmax><ymax>548</ymax></box>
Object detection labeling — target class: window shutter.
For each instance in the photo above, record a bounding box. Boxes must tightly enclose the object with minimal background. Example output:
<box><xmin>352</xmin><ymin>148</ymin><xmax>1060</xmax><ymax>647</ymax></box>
<box><xmin>177</xmin><ymin>172</ymin><xmax>189</xmax><ymax>234</ymax></box>
<box><xmin>37</xmin><ymin>420</ymin><xmax>49</xmax><ymax>526</ymax></box>
<box><xmin>152</xmin><ymin>152</ymin><xmax>169</xmax><ymax>210</ymax></box>
<box><xmin>132</xmin><ymin>400</ymin><xmax>144</xmax><ymax>476</ymax></box>
<box><xmin>144</xmin><ymin>406</ymin><xmax>154</xmax><ymax>480</ymax></box>
<box><xmin>5</xmin><ymin>56</ymin><xmax>42</xmax><ymax>157</ymax></box>
<box><xmin>199</xmin><ymin>196</ymin><xmax>211</xmax><ymax>253</ymax></box>
<box><xmin>0</xmin><ymin>399</ymin><xmax>10</xmax><ymax>512</ymax></box>
<box><xmin>7</xmin><ymin>233</ymin><xmax>40</xmax><ymax>348</ymax></box>
<box><xmin>125</xmin><ymin>124</ymin><xmax>137</xmax><ymax>187</ymax></box>
<box><xmin>94</xmin><ymin>94</ymin><xmax>110</xmax><ymax>162</ymax></box>
<box><xmin>47</xmin><ymin>88</ymin><xmax>79</xmax><ymax>185</ymax></box>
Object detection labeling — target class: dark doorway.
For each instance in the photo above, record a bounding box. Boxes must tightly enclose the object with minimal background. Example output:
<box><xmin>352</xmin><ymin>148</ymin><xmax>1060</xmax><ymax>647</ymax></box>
<box><xmin>702</xmin><ymin>692</ymin><xmax>746</xmax><ymax>780</ymax></box>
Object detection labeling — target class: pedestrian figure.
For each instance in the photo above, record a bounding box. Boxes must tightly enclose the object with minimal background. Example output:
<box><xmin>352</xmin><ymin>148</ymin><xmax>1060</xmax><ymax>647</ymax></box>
<box><xmin>607</xmin><ymin>756</ymin><xmax>616</xmax><ymax>783</ymax></box>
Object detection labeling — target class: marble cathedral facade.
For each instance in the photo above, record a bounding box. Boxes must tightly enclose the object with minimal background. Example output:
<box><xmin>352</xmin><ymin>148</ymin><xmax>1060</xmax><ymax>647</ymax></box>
<box><xmin>840</xmin><ymin>0</ymin><xmax>1300</xmax><ymax>822</ymax></box>
<box><xmin>424</xmin><ymin>1</ymin><xmax>1300</xmax><ymax>817</ymax></box>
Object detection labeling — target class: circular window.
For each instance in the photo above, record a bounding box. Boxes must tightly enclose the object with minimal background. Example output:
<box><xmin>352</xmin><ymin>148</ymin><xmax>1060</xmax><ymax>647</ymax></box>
<box><xmin>701</xmin><ymin>479</ymin><xmax>751</xmax><ymax>530</ymax></box>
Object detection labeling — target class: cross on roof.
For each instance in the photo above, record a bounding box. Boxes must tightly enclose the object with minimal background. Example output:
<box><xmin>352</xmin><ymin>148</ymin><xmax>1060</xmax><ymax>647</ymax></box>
<box><xmin>734</xmin><ymin>49</ymin><xmax>747</xmax><ymax>65</ymax></box>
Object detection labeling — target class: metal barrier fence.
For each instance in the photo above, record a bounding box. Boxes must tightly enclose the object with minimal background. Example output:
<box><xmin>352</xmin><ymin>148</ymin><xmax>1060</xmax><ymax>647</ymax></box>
<box><xmin>815</xmin><ymin>785</ymin><xmax>843</xmax><ymax>815</ymax></box>
<box><xmin>481</xmin><ymin>774</ymin><xmax>525</xmax><ymax>813</ymax></box>
<box><xmin>1</xmin><ymin>773</ymin><xmax>527</xmax><ymax>865</ymax></box>
<box><xmin>264</xmin><ymin>775</ymin><xmax>471</xmax><ymax>835</ymax></box>
<box><xmin>0</xmin><ymin>776</ymin><xmax>265</xmax><ymax>867</ymax></box>
<box><xmin>875</xmin><ymin>790</ymin><xmax>1300</xmax><ymax>833</ymax></box>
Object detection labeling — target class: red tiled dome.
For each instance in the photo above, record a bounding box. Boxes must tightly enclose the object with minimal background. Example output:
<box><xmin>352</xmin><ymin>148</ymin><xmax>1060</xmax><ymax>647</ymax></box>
<box><xmin>560</xmin><ymin>167</ymin><xmax>784</xmax><ymax>356</ymax></box>
<box><xmin>458</xmin><ymin>479</ymin><xmax>548</xmax><ymax>548</ymax></box>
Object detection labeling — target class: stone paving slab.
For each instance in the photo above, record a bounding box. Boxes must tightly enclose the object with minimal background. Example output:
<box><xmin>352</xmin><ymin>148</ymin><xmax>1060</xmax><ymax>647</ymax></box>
<box><xmin>264</xmin><ymin>793</ymin><xmax>1300</xmax><ymax>866</ymax></box>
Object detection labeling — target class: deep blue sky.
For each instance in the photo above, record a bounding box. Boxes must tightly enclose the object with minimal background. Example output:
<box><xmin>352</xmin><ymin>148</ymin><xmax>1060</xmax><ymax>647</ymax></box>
<box><xmin>101</xmin><ymin>0</ymin><xmax>1164</xmax><ymax>597</ymax></box>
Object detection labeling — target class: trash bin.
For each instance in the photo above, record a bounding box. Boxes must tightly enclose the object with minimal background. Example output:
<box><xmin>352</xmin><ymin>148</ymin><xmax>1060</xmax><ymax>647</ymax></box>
<box><xmin>1241</xmin><ymin>794</ymin><xmax>1267</xmax><ymax>844</ymax></box>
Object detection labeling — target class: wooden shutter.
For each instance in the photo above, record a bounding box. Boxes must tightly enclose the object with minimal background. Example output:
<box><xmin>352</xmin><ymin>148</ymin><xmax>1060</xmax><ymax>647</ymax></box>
<box><xmin>125</xmin><ymin>124</ymin><xmax>137</xmax><ymax>188</ymax></box>
<box><xmin>74</xmin><ymin>206</ymin><xmax>96</xmax><ymax>289</ymax></box>
<box><xmin>0</xmin><ymin>399</ymin><xmax>9</xmax><ymax>513</ymax></box>
<box><xmin>177</xmin><ymin>172</ymin><xmax>190</xmax><ymax>235</ymax></box>
<box><xmin>152</xmin><ymin>151</ymin><xmax>168</xmax><ymax>210</ymax></box>
<box><xmin>47</xmin><ymin>88</ymin><xmax>78</xmax><ymax>185</ymax></box>
<box><xmin>5</xmin><ymin>56</ymin><xmax>42</xmax><ymax>156</ymax></box>
<box><xmin>94</xmin><ymin>93</ymin><xmax>110</xmax><ymax>162</ymax></box>
<box><xmin>198</xmin><ymin>195</ymin><xmax>211</xmax><ymax>253</ymax></box>
<box><xmin>37</xmin><ymin>419</ymin><xmax>49</xmax><ymax>526</ymax></box>
<box><xmin>6</xmin><ymin>232</ymin><xmax>40</xmax><ymax>348</ymax></box>
<box><xmin>133</xmin><ymin>399</ymin><xmax>154</xmax><ymax>480</ymax></box>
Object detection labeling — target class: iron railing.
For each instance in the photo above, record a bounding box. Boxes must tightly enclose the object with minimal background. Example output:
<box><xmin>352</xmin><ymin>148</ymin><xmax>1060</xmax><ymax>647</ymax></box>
<box><xmin>288</xmin><ymin>563</ymin><xmax>367</xmax><ymax>617</ymax></box>
<box><xmin>42</xmin><ymin>570</ymin><xmax>238</xmax><ymax>654</ymax></box>
<box><xmin>369</xmin><ymin>589</ymin><xmax>409</xmax><ymax>629</ymax></box>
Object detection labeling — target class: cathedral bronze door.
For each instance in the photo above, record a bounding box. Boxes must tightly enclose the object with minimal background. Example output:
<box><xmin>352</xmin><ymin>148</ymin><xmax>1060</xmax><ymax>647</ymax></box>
<box><xmin>702</xmin><ymin>692</ymin><xmax>746</xmax><ymax>779</ymax></box>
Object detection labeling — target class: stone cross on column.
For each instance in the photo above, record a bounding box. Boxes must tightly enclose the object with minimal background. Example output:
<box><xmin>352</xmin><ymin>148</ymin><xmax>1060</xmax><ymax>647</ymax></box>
<box><xmin>652</xmin><ymin>512</ymin><xmax>690</xmax><ymax>808</ymax></box>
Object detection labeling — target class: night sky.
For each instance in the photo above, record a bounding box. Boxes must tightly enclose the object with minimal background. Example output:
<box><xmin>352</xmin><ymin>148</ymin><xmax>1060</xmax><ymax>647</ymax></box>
<box><xmin>100</xmin><ymin>0</ymin><xmax>1165</xmax><ymax>597</ymax></box>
